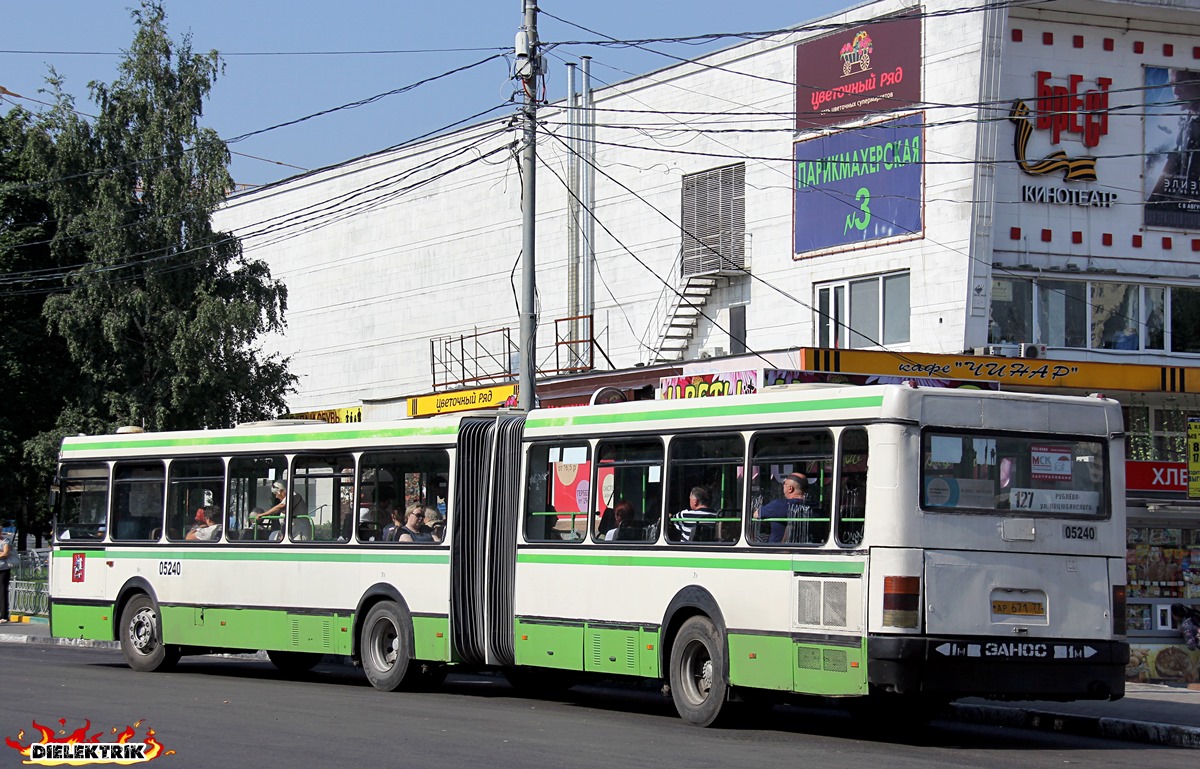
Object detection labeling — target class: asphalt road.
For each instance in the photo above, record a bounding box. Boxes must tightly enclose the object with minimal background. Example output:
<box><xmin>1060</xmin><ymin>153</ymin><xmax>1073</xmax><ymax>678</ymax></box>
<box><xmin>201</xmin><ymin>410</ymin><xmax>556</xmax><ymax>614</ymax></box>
<box><xmin>0</xmin><ymin>644</ymin><xmax>1190</xmax><ymax>768</ymax></box>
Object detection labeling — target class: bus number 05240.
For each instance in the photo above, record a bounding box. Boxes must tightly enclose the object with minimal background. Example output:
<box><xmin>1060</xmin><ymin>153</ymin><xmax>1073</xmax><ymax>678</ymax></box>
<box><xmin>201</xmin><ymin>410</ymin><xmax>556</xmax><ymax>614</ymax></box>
<box><xmin>1062</xmin><ymin>525</ymin><xmax>1096</xmax><ymax>540</ymax></box>
<box><xmin>158</xmin><ymin>561</ymin><xmax>182</xmax><ymax>576</ymax></box>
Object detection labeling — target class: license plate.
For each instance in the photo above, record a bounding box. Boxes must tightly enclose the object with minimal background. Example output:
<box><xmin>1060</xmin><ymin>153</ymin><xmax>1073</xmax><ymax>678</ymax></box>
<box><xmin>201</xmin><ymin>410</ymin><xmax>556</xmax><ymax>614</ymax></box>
<box><xmin>992</xmin><ymin>600</ymin><xmax>1045</xmax><ymax>616</ymax></box>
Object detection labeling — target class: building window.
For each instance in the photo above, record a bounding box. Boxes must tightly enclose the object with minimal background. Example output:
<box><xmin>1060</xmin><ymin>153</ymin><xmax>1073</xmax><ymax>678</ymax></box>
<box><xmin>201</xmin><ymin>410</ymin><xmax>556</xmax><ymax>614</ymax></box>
<box><xmin>816</xmin><ymin>272</ymin><xmax>909</xmax><ymax>348</ymax></box>
<box><xmin>681</xmin><ymin>163</ymin><xmax>745</xmax><ymax>277</ymax></box>
<box><xmin>1125</xmin><ymin>403</ymin><xmax>1188</xmax><ymax>462</ymax></box>
<box><xmin>991</xmin><ymin>279</ymin><xmax>1193</xmax><ymax>352</ymax></box>
<box><xmin>990</xmin><ymin>278</ymin><xmax>1033</xmax><ymax>344</ymax></box>
<box><xmin>1172</xmin><ymin>287</ymin><xmax>1200</xmax><ymax>353</ymax></box>
<box><xmin>1037</xmin><ymin>280</ymin><xmax>1088</xmax><ymax>348</ymax></box>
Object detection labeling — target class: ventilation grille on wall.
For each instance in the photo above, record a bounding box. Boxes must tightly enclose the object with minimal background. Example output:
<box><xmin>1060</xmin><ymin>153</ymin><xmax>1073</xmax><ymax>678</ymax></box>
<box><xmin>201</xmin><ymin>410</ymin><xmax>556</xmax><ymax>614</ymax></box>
<box><xmin>681</xmin><ymin>163</ymin><xmax>746</xmax><ymax>277</ymax></box>
<box><xmin>796</xmin><ymin>579</ymin><xmax>849</xmax><ymax>628</ymax></box>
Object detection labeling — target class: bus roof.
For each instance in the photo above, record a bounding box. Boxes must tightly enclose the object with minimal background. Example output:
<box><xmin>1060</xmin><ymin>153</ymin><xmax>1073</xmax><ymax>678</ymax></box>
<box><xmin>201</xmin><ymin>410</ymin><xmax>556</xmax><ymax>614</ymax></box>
<box><xmin>59</xmin><ymin>384</ymin><xmax>1122</xmax><ymax>461</ymax></box>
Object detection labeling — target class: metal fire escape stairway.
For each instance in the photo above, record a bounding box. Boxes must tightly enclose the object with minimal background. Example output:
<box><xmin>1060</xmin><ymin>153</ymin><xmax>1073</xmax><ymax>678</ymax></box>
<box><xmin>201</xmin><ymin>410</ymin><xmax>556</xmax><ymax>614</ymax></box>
<box><xmin>651</xmin><ymin>276</ymin><xmax>719</xmax><ymax>363</ymax></box>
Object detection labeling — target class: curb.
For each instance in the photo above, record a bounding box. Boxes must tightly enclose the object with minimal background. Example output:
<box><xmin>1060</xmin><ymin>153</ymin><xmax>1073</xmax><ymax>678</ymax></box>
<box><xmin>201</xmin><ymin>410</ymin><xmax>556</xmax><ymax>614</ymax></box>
<box><xmin>0</xmin><ymin>633</ymin><xmax>268</xmax><ymax>660</ymax></box>
<box><xmin>0</xmin><ymin>633</ymin><xmax>119</xmax><ymax>650</ymax></box>
<box><xmin>950</xmin><ymin>703</ymin><xmax>1200</xmax><ymax>749</ymax></box>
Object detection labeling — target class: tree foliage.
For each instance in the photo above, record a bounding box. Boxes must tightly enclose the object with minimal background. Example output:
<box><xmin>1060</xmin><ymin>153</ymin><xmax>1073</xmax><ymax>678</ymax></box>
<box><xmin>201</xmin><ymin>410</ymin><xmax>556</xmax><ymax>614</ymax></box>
<box><xmin>0</xmin><ymin>107</ymin><xmax>73</xmax><ymax>539</ymax></box>
<box><xmin>1</xmin><ymin>2</ymin><xmax>295</xmax><ymax>535</ymax></box>
<box><xmin>34</xmin><ymin>1</ymin><xmax>294</xmax><ymax>435</ymax></box>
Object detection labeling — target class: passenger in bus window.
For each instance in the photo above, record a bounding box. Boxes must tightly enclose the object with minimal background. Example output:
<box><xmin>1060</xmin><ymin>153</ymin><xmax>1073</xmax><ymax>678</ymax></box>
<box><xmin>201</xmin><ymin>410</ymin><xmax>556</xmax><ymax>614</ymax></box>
<box><xmin>397</xmin><ymin>505</ymin><xmax>434</xmax><ymax>543</ymax></box>
<box><xmin>256</xmin><ymin>482</ymin><xmax>303</xmax><ymax>538</ymax></box>
<box><xmin>674</xmin><ymin>487</ymin><xmax>718</xmax><ymax>542</ymax></box>
<box><xmin>604</xmin><ymin>499</ymin><xmax>638</xmax><ymax>541</ymax></box>
<box><xmin>186</xmin><ymin>508</ymin><xmax>205</xmax><ymax>538</ymax></box>
<box><xmin>425</xmin><ymin>507</ymin><xmax>446</xmax><ymax>543</ymax></box>
<box><xmin>381</xmin><ymin>508</ymin><xmax>404</xmax><ymax>541</ymax></box>
<box><xmin>187</xmin><ymin>505</ymin><xmax>222</xmax><ymax>541</ymax></box>
<box><xmin>755</xmin><ymin>473</ymin><xmax>812</xmax><ymax>544</ymax></box>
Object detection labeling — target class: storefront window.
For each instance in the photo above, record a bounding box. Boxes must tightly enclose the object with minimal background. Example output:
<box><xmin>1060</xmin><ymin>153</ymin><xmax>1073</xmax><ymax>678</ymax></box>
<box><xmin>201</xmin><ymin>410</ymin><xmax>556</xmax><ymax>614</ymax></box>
<box><xmin>1127</xmin><ymin>527</ymin><xmax>1195</xmax><ymax>604</ymax></box>
<box><xmin>1124</xmin><ymin>406</ymin><xmax>1154</xmax><ymax>462</ymax></box>
<box><xmin>1154</xmin><ymin>409</ymin><xmax>1188</xmax><ymax>462</ymax></box>
<box><xmin>1126</xmin><ymin>525</ymin><xmax>1200</xmax><ymax>683</ymax></box>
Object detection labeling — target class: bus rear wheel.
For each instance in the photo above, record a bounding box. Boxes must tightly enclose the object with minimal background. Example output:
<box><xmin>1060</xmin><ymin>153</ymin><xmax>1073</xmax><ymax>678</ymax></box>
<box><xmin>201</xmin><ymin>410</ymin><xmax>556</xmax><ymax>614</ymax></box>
<box><xmin>267</xmin><ymin>650</ymin><xmax>322</xmax><ymax>673</ymax></box>
<box><xmin>119</xmin><ymin>594</ymin><xmax>179</xmax><ymax>673</ymax></box>
<box><xmin>669</xmin><ymin>616</ymin><xmax>728</xmax><ymax>727</ymax></box>
<box><xmin>360</xmin><ymin>602</ymin><xmax>413</xmax><ymax>691</ymax></box>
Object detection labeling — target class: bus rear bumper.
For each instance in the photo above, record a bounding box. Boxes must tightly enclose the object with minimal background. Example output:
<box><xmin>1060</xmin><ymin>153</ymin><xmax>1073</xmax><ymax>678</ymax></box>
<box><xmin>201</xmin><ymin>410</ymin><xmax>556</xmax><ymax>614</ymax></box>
<box><xmin>867</xmin><ymin>635</ymin><xmax>1129</xmax><ymax>701</ymax></box>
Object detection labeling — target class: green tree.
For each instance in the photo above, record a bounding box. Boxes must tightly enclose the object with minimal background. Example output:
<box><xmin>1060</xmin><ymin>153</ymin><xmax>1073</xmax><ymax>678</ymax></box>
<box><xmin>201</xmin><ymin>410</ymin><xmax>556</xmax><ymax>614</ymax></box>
<box><xmin>29</xmin><ymin>0</ymin><xmax>293</xmax><ymax>457</ymax></box>
<box><xmin>0</xmin><ymin>107</ymin><xmax>73</xmax><ymax>543</ymax></box>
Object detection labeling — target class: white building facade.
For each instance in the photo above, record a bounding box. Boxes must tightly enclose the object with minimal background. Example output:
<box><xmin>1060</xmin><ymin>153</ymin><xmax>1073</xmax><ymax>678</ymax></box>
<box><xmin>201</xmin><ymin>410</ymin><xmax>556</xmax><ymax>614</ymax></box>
<box><xmin>213</xmin><ymin>0</ymin><xmax>1200</xmax><ymax>419</ymax></box>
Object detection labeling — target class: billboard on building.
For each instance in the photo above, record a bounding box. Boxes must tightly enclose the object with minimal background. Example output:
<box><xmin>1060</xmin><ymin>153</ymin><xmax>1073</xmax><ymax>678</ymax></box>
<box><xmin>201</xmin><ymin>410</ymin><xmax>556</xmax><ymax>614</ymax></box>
<box><xmin>288</xmin><ymin>406</ymin><xmax>362</xmax><ymax>423</ymax></box>
<box><xmin>793</xmin><ymin>112</ymin><xmax>924</xmax><ymax>255</ymax></box>
<box><xmin>1144</xmin><ymin>66</ymin><xmax>1200</xmax><ymax>229</ymax></box>
<box><xmin>659</xmin><ymin>371</ymin><xmax>757</xmax><ymax>399</ymax></box>
<box><xmin>795</xmin><ymin>12</ymin><xmax>922</xmax><ymax>131</ymax></box>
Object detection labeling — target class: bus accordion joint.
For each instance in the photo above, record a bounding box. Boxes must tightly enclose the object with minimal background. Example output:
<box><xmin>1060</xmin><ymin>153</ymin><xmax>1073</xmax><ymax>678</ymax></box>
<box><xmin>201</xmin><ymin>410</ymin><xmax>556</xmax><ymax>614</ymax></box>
<box><xmin>882</xmin><ymin>575</ymin><xmax>920</xmax><ymax>628</ymax></box>
<box><xmin>1112</xmin><ymin>584</ymin><xmax>1126</xmax><ymax>635</ymax></box>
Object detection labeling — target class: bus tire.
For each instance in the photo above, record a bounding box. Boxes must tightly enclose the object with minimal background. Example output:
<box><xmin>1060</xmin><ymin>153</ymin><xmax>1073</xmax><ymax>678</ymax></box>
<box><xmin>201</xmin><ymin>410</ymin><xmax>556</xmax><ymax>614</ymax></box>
<box><xmin>360</xmin><ymin>601</ymin><xmax>413</xmax><ymax>691</ymax></box>
<box><xmin>669</xmin><ymin>615</ymin><xmax>728</xmax><ymax>727</ymax></box>
<box><xmin>119</xmin><ymin>594</ymin><xmax>179</xmax><ymax>673</ymax></box>
<box><xmin>267</xmin><ymin>650</ymin><xmax>322</xmax><ymax>674</ymax></box>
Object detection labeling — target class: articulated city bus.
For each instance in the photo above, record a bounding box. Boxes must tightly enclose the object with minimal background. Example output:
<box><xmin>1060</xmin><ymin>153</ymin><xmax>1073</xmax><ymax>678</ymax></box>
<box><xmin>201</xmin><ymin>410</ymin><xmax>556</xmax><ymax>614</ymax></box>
<box><xmin>49</xmin><ymin>384</ymin><xmax>1128</xmax><ymax>726</ymax></box>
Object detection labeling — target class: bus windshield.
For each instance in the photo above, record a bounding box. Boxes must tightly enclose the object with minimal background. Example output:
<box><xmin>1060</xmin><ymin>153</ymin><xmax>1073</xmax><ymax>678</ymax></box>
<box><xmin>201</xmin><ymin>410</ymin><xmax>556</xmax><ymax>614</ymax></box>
<box><xmin>921</xmin><ymin>431</ymin><xmax>1107</xmax><ymax>518</ymax></box>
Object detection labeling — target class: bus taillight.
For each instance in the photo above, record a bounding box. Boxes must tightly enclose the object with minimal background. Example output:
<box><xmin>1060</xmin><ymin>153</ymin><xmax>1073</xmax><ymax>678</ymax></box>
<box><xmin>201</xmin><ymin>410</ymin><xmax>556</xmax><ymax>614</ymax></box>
<box><xmin>1112</xmin><ymin>584</ymin><xmax>1126</xmax><ymax>635</ymax></box>
<box><xmin>883</xmin><ymin>576</ymin><xmax>920</xmax><ymax>628</ymax></box>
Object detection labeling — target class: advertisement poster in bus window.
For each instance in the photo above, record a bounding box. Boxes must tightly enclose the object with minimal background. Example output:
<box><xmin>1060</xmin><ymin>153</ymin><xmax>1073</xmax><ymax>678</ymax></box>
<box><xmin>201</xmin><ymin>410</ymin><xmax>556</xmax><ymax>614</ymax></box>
<box><xmin>793</xmin><ymin>113</ymin><xmax>923</xmax><ymax>256</ymax></box>
<box><xmin>1030</xmin><ymin>444</ymin><xmax>1072</xmax><ymax>481</ymax></box>
<box><xmin>551</xmin><ymin>463</ymin><xmax>615</xmax><ymax>514</ymax></box>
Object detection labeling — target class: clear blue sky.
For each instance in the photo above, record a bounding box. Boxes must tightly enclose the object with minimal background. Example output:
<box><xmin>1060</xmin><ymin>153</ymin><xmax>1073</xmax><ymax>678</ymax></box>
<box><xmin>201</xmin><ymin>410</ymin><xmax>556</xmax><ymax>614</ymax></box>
<box><xmin>3</xmin><ymin>1</ymin><xmax>853</xmax><ymax>187</ymax></box>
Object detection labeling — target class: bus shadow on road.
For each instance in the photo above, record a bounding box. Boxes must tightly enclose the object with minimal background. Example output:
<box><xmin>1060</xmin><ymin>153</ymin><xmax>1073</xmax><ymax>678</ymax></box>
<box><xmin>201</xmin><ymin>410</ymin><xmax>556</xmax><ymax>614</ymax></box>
<box><xmin>88</xmin><ymin>656</ymin><xmax>1147</xmax><ymax>749</ymax></box>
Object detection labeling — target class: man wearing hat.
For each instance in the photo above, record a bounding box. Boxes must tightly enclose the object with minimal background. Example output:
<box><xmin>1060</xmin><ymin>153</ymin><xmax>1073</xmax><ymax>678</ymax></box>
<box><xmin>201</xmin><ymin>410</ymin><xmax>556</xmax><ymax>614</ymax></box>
<box><xmin>755</xmin><ymin>472</ymin><xmax>816</xmax><ymax>544</ymax></box>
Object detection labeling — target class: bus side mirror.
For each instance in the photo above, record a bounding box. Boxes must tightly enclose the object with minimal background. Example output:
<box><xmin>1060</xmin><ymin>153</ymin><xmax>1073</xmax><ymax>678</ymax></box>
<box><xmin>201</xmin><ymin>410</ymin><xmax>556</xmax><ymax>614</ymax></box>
<box><xmin>47</xmin><ymin>486</ymin><xmax>58</xmax><ymax>511</ymax></box>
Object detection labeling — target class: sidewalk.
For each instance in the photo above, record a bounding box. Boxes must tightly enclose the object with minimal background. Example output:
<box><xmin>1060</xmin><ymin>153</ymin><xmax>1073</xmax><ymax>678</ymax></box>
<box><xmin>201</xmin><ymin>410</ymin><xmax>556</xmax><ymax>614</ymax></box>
<box><xmin>0</xmin><ymin>620</ymin><xmax>1195</xmax><ymax>747</ymax></box>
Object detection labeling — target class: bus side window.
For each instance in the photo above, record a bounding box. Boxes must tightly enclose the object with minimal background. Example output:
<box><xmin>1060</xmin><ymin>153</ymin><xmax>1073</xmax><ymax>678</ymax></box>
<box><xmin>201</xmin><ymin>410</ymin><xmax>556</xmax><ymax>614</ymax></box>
<box><xmin>166</xmin><ymin>457</ymin><xmax>225</xmax><ymax>542</ymax></box>
<box><xmin>57</xmin><ymin>464</ymin><xmax>110</xmax><ymax>542</ymax></box>
<box><xmin>665</xmin><ymin>433</ymin><xmax>743</xmax><ymax>545</ymax></box>
<box><xmin>747</xmin><ymin>430</ymin><xmax>833</xmax><ymax>546</ymax></box>
<box><xmin>593</xmin><ymin>439</ymin><xmax>662</xmax><ymax>544</ymax></box>
<box><xmin>836</xmin><ymin>427</ymin><xmax>868</xmax><ymax>547</ymax></box>
<box><xmin>524</xmin><ymin>443</ymin><xmax>589</xmax><ymax>543</ymax></box>
<box><xmin>359</xmin><ymin>449</ymin><xmax>450</xmax><ymax>544</ymax></box>
<box><xmin>111</xmin><ymin>462</ymin><xmax>165</xmax><ymax>542</ymax></box>
<box><xmin>292</xmin><ymin>453</ymin><xmax>355</xmax><ymax>543</ymax></box>
<box><xmin>227</xmin><ymin>455</ymin><xmax>288</xmax><ymax>542</ymax></box>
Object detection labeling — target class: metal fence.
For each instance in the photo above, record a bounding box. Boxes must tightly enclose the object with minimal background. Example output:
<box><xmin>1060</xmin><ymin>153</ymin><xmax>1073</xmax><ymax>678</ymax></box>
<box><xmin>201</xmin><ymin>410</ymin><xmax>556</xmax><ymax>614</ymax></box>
<box><xmin>9</xmin><ymin>550</ymin><xmax>49</xmax><ymax>617</ymax></box>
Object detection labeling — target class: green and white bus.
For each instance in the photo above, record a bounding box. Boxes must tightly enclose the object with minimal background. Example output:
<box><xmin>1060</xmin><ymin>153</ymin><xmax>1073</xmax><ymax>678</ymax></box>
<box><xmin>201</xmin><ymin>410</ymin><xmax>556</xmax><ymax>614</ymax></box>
<box><xmin>50</xmin><ymin>384</ymin><xmax>1129</xmax><ymax>726</ymax></box>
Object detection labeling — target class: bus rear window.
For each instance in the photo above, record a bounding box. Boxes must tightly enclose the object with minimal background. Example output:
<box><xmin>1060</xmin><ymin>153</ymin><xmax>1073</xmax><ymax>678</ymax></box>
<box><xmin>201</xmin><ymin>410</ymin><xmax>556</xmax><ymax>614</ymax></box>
<box><xmin>920</xmin><ymin>432</ymin><xmax>1107</xmax><ymax>518</ymax></box>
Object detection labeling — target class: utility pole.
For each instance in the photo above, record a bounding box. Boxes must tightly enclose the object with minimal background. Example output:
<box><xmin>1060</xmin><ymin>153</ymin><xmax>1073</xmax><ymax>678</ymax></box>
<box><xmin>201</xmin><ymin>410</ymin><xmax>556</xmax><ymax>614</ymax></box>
<box><xmin>516</xmin><ymin>0</ymin><xmax>540</xmax><ymax>411</ymax></box>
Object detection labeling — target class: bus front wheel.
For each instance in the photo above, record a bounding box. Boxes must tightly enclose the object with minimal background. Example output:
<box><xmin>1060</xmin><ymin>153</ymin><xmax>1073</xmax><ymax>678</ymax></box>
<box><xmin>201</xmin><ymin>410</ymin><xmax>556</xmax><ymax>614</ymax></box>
<box><xmin>360</xmin><ymin>602</ymin><xmax>413</xmax><ymax>691</ymax></box>
<box><xmin>119</xmin><ymin>594</ymin><xmax>180</xmax><ymax>673</ymax></box>
<box><xmin>669</xmin><ymin>616</ymin><xmax>728</xmax><ymax>727</ymax></box>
